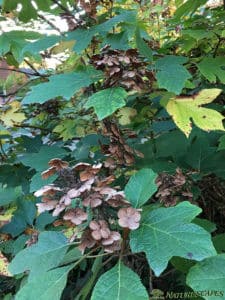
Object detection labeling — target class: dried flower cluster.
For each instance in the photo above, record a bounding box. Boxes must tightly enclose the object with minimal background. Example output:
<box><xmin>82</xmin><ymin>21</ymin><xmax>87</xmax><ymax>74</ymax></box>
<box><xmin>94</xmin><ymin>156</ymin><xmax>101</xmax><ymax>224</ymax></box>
<box><xmin>91</xmin><ymin>47</ymin><xmax>153</xmax><ymax>91</ymax></box>
<box><xmin>155</xmin><ymin>168</ymin><xmax>193</xmax><ymax>207</ymax></box>
<box><xmin>101</xmin><ymin>119</ymin><xmax>143</xmax><ymax>167</ymax></box>
<box><xmin>34</xmin><ymin>159</ymin><xmax>141</xmax><ymax>253</ymax></box>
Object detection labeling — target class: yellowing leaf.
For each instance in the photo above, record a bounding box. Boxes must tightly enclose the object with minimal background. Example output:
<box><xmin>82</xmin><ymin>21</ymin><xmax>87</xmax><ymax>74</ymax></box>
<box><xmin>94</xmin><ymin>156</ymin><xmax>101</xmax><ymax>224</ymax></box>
<box><xmin>1</xmin><ymin>101</ymin><xmax>26</xmax><ymax>127</ymax></box>
<box><xmin>161</xmin><ymin>89</ymin><xmax>224</xmax><ymax>137</ymax></box>
<box><xmin>116</xmin><ymin>107</ymin><xmax>137</xmax><ymax>125</ymax></box>
<box><xmin>53</xmin><ymin>119</ymin><xmax>88</xmax><ymax>141</ymax></box>
<box><xmin>0</xmin><ymin>251</ymin><xmax>12</xmax><ymax>277</ymax></box>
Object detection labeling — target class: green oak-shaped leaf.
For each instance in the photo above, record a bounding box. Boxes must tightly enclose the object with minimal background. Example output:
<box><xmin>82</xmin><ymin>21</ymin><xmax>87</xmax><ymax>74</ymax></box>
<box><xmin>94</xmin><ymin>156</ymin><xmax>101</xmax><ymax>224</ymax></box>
<box><xmin>91</xmin><ymin>261</ymin><xmax>148</xmax><ymax>300</ymax></box>
<box><xmin>124</xmin><ymin>169</ymin><xmax>157</xmax><ymax>208</ymax></box>
<box><xmin>19</xmin><ymin>145</ymin><xmax>67</xmax><ymax>171</ymax></box>
<box><xmin>198</xmin><ymin>57</ymin><xmax>225</xmax><ymax>84</ymax></box>
<box><xmin>187</xmin><ymin>254</ymin><xmax>225</xmax><ymax>300</ymax></box>
<box><xmin>15</xmin><ymin>265</ymin><xmax>71</xmax><ymax>300</ymax></box>
<box><xmin>161</xmin><ymin>89</ymin><xmax>224</xmax><ymax>137</ymax></box>
<box><xmin>22</xmin><ymin>68</ymin><xmax>102</xmax><ymax>104</ymax></box>
<box><xmin>155</xmin><ymin>55</ymin><xmax>191</xmax><ymax>95</ymax></box>
<box><xmin>130</xmin><ymin>201</ymin><xmax>216</xmax><ymax>276</ymax></box>
<box><xmin>9</xmin><ymin>231</ymin><xmax>69</xmax><ymax>278</ymax></box>
<box><xmin>85</xmin><ymin>87</ymin><xmax>128</xmax><ymax>120</ymax></box>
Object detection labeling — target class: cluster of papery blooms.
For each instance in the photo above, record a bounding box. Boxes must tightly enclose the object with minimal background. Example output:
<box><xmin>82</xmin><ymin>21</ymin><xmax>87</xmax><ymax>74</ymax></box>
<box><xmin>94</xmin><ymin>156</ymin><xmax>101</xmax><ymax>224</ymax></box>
<box><xmin>101</xmin><ymin>120</ymin><xmax>143</xmax><ymax>167</ymax></box>
<box><xmin>155</xmin><ymin>168</ymin><xmax>193</xmax><ymax>207</ymax></box>
<box><xmin>91</xmin><ymin>46</ymin><xmax>154</xmax><ymax>91</ymax></box>
<box><xmin>34</xmin><ymin>158</ymin><xmax>141</xmax><ymax>253</ymax></box>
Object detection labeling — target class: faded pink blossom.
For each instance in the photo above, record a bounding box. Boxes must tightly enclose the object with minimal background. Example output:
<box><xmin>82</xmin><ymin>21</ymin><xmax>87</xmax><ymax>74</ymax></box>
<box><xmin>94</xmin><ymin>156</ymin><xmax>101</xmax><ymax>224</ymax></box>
<box><xmin>63</xmin><ymin>208</ymin><xmax>87</xmax><ymax>225</ymax></box>
<box><xmin>118</xmin><ymin>207</ymin><xmax>141</xmax><ymax>230</ymax></box>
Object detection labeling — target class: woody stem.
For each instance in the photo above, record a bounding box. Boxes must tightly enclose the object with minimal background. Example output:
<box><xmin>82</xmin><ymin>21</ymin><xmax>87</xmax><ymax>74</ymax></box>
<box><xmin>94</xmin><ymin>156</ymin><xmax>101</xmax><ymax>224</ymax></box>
<box><xmin>120</xmin><ymin>227</ymin><xmax>130</xmax><ymax>259</ymax></box>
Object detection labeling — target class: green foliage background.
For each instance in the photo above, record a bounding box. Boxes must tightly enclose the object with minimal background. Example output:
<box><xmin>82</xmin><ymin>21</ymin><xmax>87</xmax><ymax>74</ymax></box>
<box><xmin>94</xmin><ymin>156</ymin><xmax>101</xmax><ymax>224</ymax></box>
<box><xmin>1</xmin><ymin>0</ymin><xmax>225</xmax><ymax>299</ymax></box>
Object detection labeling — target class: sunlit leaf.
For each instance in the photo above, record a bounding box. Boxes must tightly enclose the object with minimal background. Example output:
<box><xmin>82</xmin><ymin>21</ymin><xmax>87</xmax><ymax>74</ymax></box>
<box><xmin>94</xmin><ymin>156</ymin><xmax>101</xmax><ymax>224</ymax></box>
<box><xmin>161</xmin><ymin>89</ymin><xmax>224</xmax><ymax>137</ymax></box>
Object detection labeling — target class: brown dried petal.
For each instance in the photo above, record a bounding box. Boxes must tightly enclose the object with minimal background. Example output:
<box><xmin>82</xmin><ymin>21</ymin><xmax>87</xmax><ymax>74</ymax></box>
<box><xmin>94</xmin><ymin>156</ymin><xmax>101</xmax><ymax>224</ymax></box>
<box><xmin>79</xmin><ymin>229</ymin><xmax>96</xmax><ymax>254</ymax></box>
<box><xmin>67</xmin><ymin>188</ymin><xmax>81</xmax><ymax>199</ymax></box>
<box><xmin>96</xmin><ymin>175</ymin><xmax>115</xmax><ymax>187</ymax></box>
<box><xmin>72</xmin><ymin>162</ymin><xmax>91</xmax><ymax>171</ymax></box>
<box><xmin>83</xmin><ymin>194</ymin><xmax>102</xmax><ymax>208</ymax></box>
<box><xmin>48</xmin><ymin>158</ymin><xmax>69</xmax><ymax>170</ymax></box>
<box><xmin>102</xmin><ymin>231</ymin><xmax>121</xmax><ymax>245</ymax></box>
<box><xmin>36</xmin><ymin>200</ymin><xmax>58</xmax><ymax>214</ymax></box>
<box><xmin>89</xmin><ymin>220</ymin><xmax>100</xmax><ymax>231</ymax></box>
<box><xmin>34</xmin><ymin>185</ymin><xmax>61</xmax><ymax>197</ymax></box>
<box><xmin>59</xmin><ymin>194</ymin><xmax>72</xmax><ymax>206</ymax></box>
<box><xmin>80</xmin><ymin>163</ymin><xmax>102</xmax><ymax>181</ymax></box>
<box><xmin>52</xmin><ymin>203</ymin><xmax>66</xmax><ymax>216</ymax></box>
<box><xmin>104</xmin><ymin>240</ymin><xmax>121</xmax><ymax>253</ymax></box>
<box><xmin>91</xmin><ymin>230</ymin><xmax>102</xmax><ymax>240</ymax></box>
<box><xmin>41</xmin><ymin>167</ymin><xmax>57</xmax><ymax>179</ymax></box>
<box><xmin>100</xmin><ymin>227</ymin><xmax>111</xmax><ymax>239</ymax></box>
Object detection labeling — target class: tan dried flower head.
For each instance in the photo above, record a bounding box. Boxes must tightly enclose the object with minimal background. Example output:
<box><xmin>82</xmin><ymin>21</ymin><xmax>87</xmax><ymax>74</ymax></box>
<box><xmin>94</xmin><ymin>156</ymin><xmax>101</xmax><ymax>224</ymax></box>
<box><xmin>73</xmin><ymin>162</ymin><xmax>102</xmax><ymax>181</ymax></box>
<box><xmin>83</xmin><ymin>193</ymin><xmax>102</xmax><ymax>208</ymax></box>
<box><xmin>63</xmin><ymin>208</ymin><xmax>87</xmax><ymax>225</ymax></box>
<box><xmin>89</xmin><ymin>220</ymin><xmax>111</xmax><ymax>240</ymax></box>
<box><xmin>118</xmin><ymin>207</ymin><xmax>141</xmax><ymax>230</ymax></box>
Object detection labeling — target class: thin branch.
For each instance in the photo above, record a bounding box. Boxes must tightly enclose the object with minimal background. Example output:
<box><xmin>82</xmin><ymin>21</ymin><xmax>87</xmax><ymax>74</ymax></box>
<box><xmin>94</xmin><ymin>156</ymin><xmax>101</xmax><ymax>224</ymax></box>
<box><xmin>37</xmin><ymin>13</ymin><xmax>64</xmax><ymax>35</ymax></box>
<box><xmin>0</xmin><ymin>67</ymin><xmax>38</xmax><ymax>77</ymax></box>
<box><xmin>14</xmin><ymin>124</ymin><xmax>51</xmax><ymax>132</ymax></box>
<box><xmin>51</xmin><ymin>0</ymin><xmax>80</xmax><ymax>22</ymax></box>
<box><xmin>213</xmin><ymin>37</ymin><xmax>225</xmax><ymax>57</ymax></box>
<box><xmin>23</xmin><ymin>58</ymin><xmax>48</xmax><ymax>78</ymax></box>
<box><xmin>0</xmin><ymin>81</ymin><xmax>33</xmax><ymax>99</ymax></box>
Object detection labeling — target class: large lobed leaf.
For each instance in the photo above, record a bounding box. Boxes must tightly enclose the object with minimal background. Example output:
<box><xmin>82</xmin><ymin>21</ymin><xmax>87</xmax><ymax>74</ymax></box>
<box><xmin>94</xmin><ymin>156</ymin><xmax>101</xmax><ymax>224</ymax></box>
<box><xmin>187</xmin><ymin>254</ymin><xmax>225</xmax><ymax>300</ymax></box>
<box><xmin>91</xmin><ymin>261</ymin><xmax>148</xmax><ymax>300</ymax></box>
<box><xmin>155</xmin><ymin>55</ymin><xmax>191</xmax><ymax>95</ymax></box>
<box><xmin>198</xmin><ymin>57</ymin><xmax>225</xmax><ymax>84</ymax></box>
<box><xmin>15</xmin><ymin>265</ymin><xmax>71</xmax><ymax>300</ymax></box>
<box><xmin>161</xmin><ymin>89</ymin><xmax>224</xmax><ymax>137</ymax></box>
<box><xmin>9</xmin><ymin>231</ymin><xmax>69</xmax><ymax>278</ymax></box>
<box><xmin>22</xmin><ymin>68</ymin><xmax>103</xmax><ymax>104</ymax></box>
<box><xmin>130</xmin><ymin>201</ymin><xmax>216</xmax><ymax>276</ymax></box>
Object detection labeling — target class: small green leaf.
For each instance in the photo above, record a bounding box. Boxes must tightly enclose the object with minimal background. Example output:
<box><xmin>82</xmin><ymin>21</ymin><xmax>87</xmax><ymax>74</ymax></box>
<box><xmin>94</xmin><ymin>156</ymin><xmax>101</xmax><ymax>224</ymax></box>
<box><xmin>187</xmin><ymin>254</ymin><xmax>225</xmax><ymax>300</ymax></box>
<box><xmin>9</xmin><ymin>231</ymin><xmax>69</xmax><ymax>277</ymax></box>
<box><xmin>155</xmin><ymin>56</ymin><xmax>191</xmax><ymax>95</ymax></box>
<box><xmin>213</xmin><ymin>234</ymin><xmax>225</xmax><ymax>253</ymax></box>
<box><xmin>218</xmin><ymin>135</ymin><xmax>225</xmax><ymax>151</ymax></box>
<box><xmin>85</xmin><ymin>88</ymin><xmax>128</xmax><ymax>120</ymax></box>
<box><xmin>130</xmin><ymin>201</ymin><xmax>216</xmax><ymax>276</ymax></box>
<box><xmin>124</xmin><ymin>169</ymin><xmax>157</xmax><ymax>208</ymax></box>
<box><xmin>15</xmin><ymin>265</ymin><xmax>71</xmax><ymax>300</ymax></box>
<box><xmin>91</xmin><ymin>261</ymin><xmax>148</xmax><ymax>300</ymax></box>
<box><xmin>135</xmin><ymin>27</ymin><xmax>152</xmax><ymax>62</ymax></box>
<box><xmin>174</xmin><ymin>0</ymin><xmax>208</xmax><ymax>19</ymax></box>
<box><xmin>198</xmin><ymin>57</ymin><xmax>225</xmax><ymax>84</ymax></box>
<box><xmin>161</xmin><ymin>89</ymin><xmax>224</xmax><ymax>137</ymax></box>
